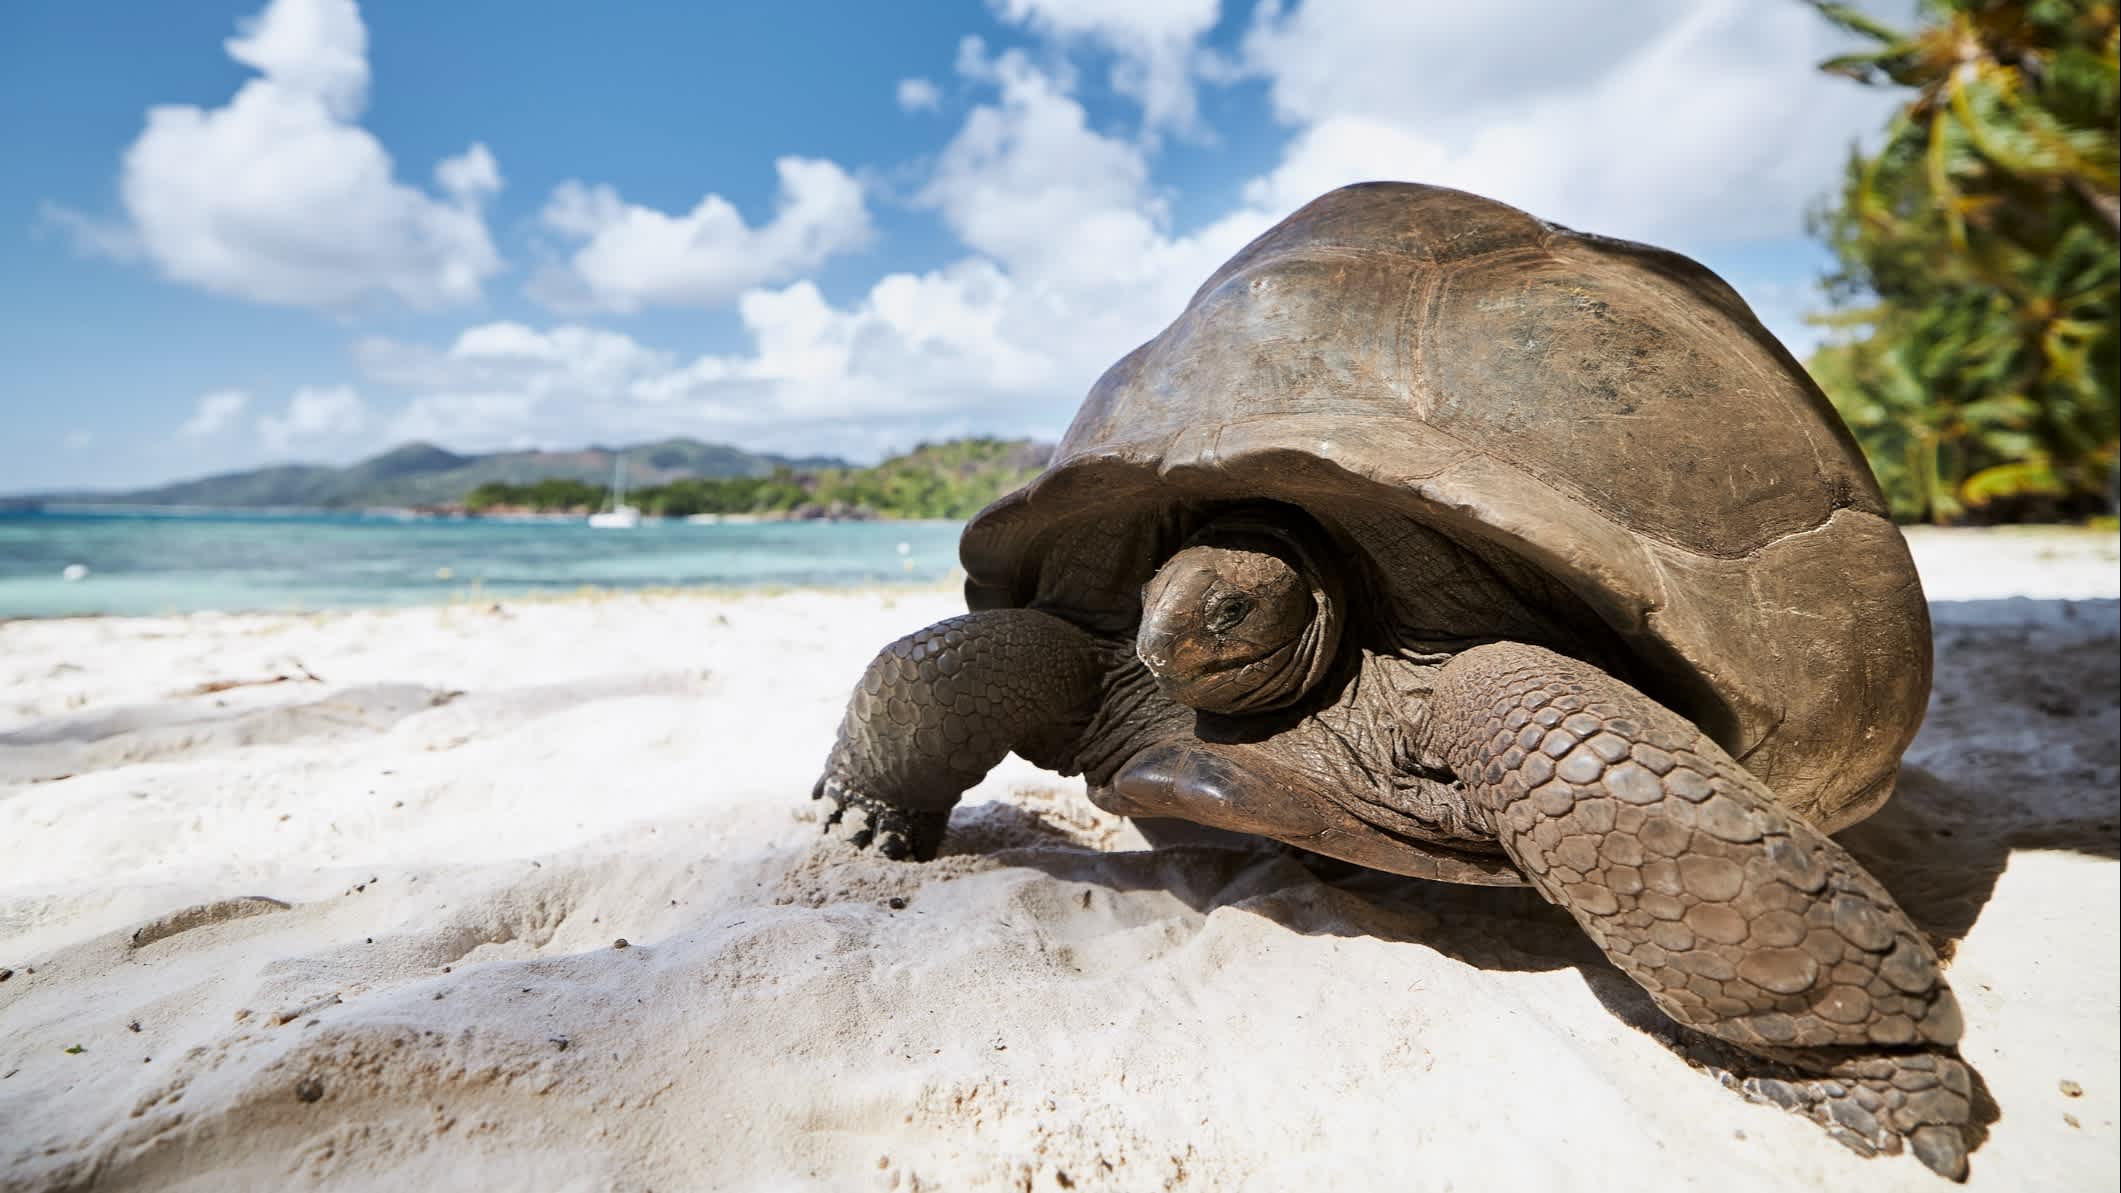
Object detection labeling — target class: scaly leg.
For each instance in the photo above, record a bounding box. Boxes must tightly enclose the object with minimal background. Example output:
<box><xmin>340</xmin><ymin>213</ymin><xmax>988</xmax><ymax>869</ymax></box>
<box><xmin>815</xmin><ymin>609</ymin><xmax>1106</xmax><ymax>859</ymax></box>
<box><xmin>1105</xmin><ymin>739</ymin><xmax>1528</xmax><ymax>885</ymax></box>
<box><xmin>1422</xmin><ymin>642</ymin><xmax>1973</xmax><ymax>1178</ymax></box>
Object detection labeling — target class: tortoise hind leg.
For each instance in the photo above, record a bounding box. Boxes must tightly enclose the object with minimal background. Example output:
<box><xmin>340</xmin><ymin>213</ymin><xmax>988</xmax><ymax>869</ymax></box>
<box><xmin>1421</xmin><ymin>641</ymin><xmax>1974</xmax><ymax>1180</ymax></box>
<box><xmin>815</xmin><ymin>608</ymin><xmax>1106</xmax><ymax>859</ymax></box>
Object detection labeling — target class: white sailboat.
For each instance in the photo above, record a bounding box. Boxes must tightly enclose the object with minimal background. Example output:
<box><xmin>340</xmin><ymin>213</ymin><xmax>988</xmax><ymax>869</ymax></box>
<box><xmin>587</xmin><ymin>454</ymin><xmax>642</xmax><ymax>529</ymax></box>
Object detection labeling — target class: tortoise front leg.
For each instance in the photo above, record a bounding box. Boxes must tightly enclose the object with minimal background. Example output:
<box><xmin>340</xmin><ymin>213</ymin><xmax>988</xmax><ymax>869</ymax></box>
<box><xmin>1422</xmin><ymin>642</ymin><xmax>1973</xmax><ymax>1179</ymax></box>
<box><xmin>815</xmin><ymin>609</ymin><xmax>1105</xmax><ymax>859</ymax></box>
<box><xmin>1105</xmin><ymin>739</ymin><xmax>1528</xmax><ymax>885</ymax></box>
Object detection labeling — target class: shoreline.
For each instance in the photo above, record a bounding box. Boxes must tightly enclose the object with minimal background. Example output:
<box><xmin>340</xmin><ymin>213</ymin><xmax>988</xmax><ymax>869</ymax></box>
<box><xmin>0</xmin><ymin>525</ymin><xmax>2113</xmax><ymax>624</ymax></box>
<box><xmin>8</xmin><ymin>503</ymin><xmax>973</xmax><ymax>526</ymax></box>
<box><xmin>0</xmin><ymin>574</ymin><xmax>968</xmax><ymax>627</ymax></box>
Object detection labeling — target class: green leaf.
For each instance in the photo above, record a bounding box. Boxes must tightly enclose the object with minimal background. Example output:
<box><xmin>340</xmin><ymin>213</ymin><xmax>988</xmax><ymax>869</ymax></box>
<box><xmin>1963</xmin><ymin>458</ymin><xmax>2068</xmax><ymax>504</ymax></box>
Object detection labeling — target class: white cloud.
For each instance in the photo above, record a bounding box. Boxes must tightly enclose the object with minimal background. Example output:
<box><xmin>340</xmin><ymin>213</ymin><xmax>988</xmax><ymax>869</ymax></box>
<box><xmin>49</xmin><ymin>0</ymin><xmax>504</xmax><ymax>310</ymax></box>
<box><xmin>897</xmin><ymin>77</ymin><xmax>943</xmax><ymax>112</ymax></box>
<box><xmin>531</xmin><ymin>157</ymin><xmax>872</xmax><ymax>313</ymax></box>
<box><xmin>223</xmin><ymin>0</ymin><xmax>370</xmax><ymax>118</ymax></box>
<box><xmin>924</xmin><ymin>41</ymin><xmax>1166</xmax><ymax>283</ymax></box>
<box><xmin>988</xmin><ymin>0</ymin><xmax>1221</xmax><ymax>135</ymax></box>
<box><xmin>38</xmin><ymin>200</ymin><xmax>142</xmax><ymax>261</ymax></box>
<box><xmin>385</xmin><ymin>392</ymin><xmax>542</xmax><ymax>448</ymax></box>
<box><xmin>1238</xmin><ymin>0</ymin><xmax>1906</xmax><ymax>244</ymax></box>
<box><xmin>258</xmin><ymin>384</ymin><xmax>367</xmax><ymax>453</ymax></box>
<box><xmin>357</xmin><ymin>322</ymin><xmax>676</xmax><ymax>405</ymax></box>
<box><xmin>896</xmin><ymin>47</ymin><xmax>1270</xmax><ymax>387</ymax></box>
<box><xmin>919</xmin><ymin>40</ymin><xmax>1271</xmax><ymax>298</ymax></box>
<box><xmin>180</xmin><ymin>389</ymin><xmax>253</xmax><ymax>437</ymax></box>
<box><xmin>358</xmin><ymin>321</ymin><xmax>722</xmax><ymax>449</ymax></box>
<box><xmin>356</xmin><ymin>269</ymin><xmax>1050</xmax><ymax>454</ymax></box>
<box><xmin>359</xmin><ymin>55</ymin><xmax>1271</xmax><ymax>460</ymax></box>
<box><xmin>63</xmin><ymin>430</ymin><xmax>95</xmax><ymax>451</ymax></box>
<box><xmin>435</xmin><ymin>142</ymin><xmax>502</xmax><ymax>204</ymax></box>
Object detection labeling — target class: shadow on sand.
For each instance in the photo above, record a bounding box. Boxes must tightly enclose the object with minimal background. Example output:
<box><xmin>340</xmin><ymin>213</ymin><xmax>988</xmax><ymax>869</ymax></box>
<box><xmin>942</xmin><ymin>598</ymin><xmax>2120</xmax><ymax>1173</ymax></box>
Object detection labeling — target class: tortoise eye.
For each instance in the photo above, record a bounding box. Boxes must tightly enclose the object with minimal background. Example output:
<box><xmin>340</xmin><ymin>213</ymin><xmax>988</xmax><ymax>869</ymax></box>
<box><xmin>1206</xmin><ymin>596</ymin><xmax>1250</xmax><ymax>633</ymax></box>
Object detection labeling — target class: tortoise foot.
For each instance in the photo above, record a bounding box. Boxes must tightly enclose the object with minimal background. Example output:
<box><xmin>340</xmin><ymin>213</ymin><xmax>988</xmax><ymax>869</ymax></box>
<box><xmin>811</xmin><ymin>608</ymin><xmax>1109</xmax><ymax>863</ymax></box>
<box><xmin>813</xmin><ymin>776</ymin><xmax>950</xmax><ymax>861</ymax></box>
<box><xmin>1732</xmin><ymin>1048</ymin><xmax>1973</xmax><ymax>1180</ymax></box>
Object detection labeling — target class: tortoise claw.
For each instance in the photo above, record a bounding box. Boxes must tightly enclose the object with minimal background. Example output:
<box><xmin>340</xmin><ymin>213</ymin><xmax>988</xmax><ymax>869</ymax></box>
<box><xmin>1729</xmin><ymin>1048</ymin><xmax>1975</xmax><ymax>1181</ymax></box>
<box><xmin>1909</xmin><ymin>1125</ymin><xmax>1970</xmax><ymax>1182</ymax></box>
<box><xmin>814</xmin><ymin>775</ymin><xmax>949</xmax><ymax>861</ymax></box>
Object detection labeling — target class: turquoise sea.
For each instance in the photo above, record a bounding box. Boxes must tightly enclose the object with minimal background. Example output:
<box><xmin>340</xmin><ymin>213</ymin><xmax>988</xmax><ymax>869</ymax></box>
<box><xmin>0</xmin><ymin>510</ymin><xmax>969</xmax><ymax>618</ymax></box>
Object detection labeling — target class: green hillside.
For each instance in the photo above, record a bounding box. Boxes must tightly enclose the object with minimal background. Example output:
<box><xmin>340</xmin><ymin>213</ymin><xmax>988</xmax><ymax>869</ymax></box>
<box><xmin>47</xmin><ymin>438</ymin><xmax>848</xmax><ymax>510</ymax></box>
<box><xmin>467</xmin><ymin>437</ymin><xmax>1054</xmax><ymax>520</ymax></box>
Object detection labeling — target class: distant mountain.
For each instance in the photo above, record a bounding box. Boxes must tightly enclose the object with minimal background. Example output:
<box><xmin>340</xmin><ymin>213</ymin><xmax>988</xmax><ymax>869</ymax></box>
<box><xmin>30</xmin><ymin>438</ymin><xmax>852</xmax><ymax>510</ymax></box>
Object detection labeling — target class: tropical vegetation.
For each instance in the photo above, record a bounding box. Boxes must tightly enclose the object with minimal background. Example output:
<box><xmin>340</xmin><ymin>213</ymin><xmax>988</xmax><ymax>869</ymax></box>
<box><xmin>463</xmin><ymin>438</ymin><xmax>1053</xmax><ymax>521</ymax></box>
<box><xmin>1806</xmin><ymin>0</ymin><xmax>2119</xmax><ymax>522</ymax></box>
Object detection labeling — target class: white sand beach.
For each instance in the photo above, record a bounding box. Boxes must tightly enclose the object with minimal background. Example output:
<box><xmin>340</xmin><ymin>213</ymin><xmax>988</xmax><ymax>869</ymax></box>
<box><xmin>1</xmin><ymin>527</ymin><xmax>2115</xmax><ymax>1192</ymax></box>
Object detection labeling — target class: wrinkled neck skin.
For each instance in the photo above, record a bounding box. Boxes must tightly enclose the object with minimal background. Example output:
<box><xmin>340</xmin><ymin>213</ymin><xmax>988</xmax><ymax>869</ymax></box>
<box><xmin>1134</xmin><ymin>513</ymin><xmax>1347</xmax><ymax>717</ymax></box>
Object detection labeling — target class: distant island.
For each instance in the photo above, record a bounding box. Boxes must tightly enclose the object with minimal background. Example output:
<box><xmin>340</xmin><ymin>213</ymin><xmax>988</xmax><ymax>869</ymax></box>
<box><xmin>467</xmin><ymin>438</ymin><xmax>1052</xmax><ymax>521</ymax></box>
<box><xmin>17</xmin><ymin>435</ymin><xmax>1054</xmax><ymax>521</ymax></box>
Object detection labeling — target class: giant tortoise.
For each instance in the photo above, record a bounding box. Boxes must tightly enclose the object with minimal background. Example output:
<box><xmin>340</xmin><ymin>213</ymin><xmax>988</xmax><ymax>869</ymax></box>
<box><xmin>812</xmin><ymin>182</ymin><xmax>1971</xmax><ymax>1177</ymax></box>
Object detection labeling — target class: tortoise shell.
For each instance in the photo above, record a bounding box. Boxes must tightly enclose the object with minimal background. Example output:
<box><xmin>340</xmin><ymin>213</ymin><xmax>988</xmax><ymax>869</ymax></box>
<box><xmin>961</xmin><ymin>182</ymin><xmax>1930</xmax><ymax>832</ymax></box>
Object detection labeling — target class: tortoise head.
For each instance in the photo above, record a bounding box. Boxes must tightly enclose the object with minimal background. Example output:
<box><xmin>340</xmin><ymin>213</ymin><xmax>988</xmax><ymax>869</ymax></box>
<box><xmin>1135</xmin><ymin>511</ymin><xmax>1345</xmax><ymax>716</ymax></box>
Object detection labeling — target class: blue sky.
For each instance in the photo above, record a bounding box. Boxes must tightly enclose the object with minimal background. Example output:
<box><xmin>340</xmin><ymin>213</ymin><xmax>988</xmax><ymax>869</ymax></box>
<box><xmin>1</xmin><ymin>0</ymin><xmax>1912</xmax><ymax>492</ymax></box>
